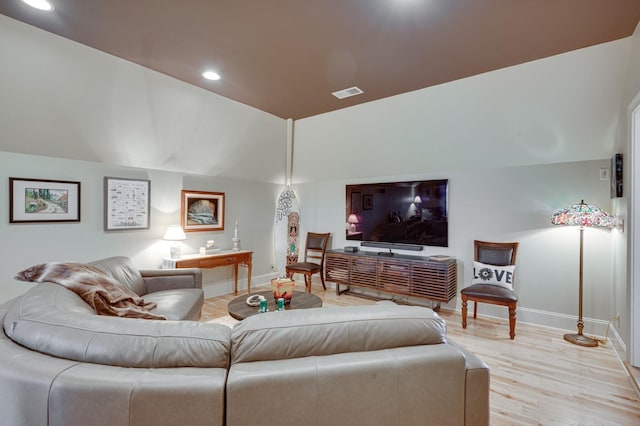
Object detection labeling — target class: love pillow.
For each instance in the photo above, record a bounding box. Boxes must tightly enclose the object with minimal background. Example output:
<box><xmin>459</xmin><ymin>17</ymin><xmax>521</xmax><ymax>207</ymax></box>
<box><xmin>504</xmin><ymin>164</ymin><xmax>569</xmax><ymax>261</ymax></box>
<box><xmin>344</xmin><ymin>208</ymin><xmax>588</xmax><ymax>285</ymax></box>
<box><xmin>471</xmin><ymin>261</ymin><xmax>515</xmax><ymax>289</ymax></box>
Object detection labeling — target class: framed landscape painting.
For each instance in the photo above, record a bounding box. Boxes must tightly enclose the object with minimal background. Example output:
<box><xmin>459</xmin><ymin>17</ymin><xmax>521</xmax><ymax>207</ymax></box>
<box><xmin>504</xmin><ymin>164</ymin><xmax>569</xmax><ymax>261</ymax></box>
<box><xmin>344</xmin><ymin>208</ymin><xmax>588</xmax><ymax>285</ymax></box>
<box><xmin>10</xmin><ymin>177</ymin><xmax>81</xmax><ymax>223</ymax></box>
<box><xmin>181</xmin><ymin>190</ymin><xmax>225</xmax><ymax>232</ymax></box>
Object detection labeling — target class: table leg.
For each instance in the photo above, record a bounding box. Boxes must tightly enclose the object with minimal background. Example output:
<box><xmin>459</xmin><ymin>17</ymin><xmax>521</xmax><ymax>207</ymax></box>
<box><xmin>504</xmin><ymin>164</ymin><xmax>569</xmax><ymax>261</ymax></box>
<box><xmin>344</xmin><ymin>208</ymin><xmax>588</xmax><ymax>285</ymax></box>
<box><xmin>234</xmin><ymin>263</ymin><xmax>239</xmax><ymax>295</ymax></box>
<box><xmin>247</xmin><ymin>260</ymin><xmax>252</xmax><ymax>294</ymax></box>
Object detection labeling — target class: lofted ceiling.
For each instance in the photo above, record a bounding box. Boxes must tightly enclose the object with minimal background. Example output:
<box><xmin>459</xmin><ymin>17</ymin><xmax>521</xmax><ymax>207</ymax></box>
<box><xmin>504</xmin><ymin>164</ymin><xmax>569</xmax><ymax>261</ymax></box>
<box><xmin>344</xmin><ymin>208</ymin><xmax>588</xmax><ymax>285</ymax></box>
<box><xmin>1</xmin><ymin>0</ymin><xmax>640</xmax><ymax>121</ymax></box>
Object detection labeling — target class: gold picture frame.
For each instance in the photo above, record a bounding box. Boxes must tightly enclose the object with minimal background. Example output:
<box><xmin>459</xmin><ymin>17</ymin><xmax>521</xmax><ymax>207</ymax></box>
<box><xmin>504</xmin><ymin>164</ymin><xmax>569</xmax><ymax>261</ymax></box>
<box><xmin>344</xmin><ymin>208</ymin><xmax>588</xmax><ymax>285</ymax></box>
<box><xmin>181</xmin><ymin>190</ymin><xmax>225</xmax><ymax>232</ymax></box>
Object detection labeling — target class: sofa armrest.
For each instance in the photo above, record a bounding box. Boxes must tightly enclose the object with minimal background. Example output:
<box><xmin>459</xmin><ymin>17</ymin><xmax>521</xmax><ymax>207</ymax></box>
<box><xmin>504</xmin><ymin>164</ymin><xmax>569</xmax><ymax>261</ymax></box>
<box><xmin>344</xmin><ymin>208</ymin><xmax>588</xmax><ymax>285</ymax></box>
<box><xmin>449</xmin><ymin>339</ymin><xmax>490</xmax><ymax>426</ymax></box>
<box><xmin>140</xmin><ymin>268</ymin><xmax>202</xmax><ymax>293</ymax></box>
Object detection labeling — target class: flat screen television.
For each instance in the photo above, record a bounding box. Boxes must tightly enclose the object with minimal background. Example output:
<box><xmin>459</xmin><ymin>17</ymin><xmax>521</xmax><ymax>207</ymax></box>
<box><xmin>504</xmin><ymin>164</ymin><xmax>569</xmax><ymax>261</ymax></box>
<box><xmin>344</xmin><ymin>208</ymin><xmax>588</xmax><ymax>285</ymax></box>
<box><xmin>346</xmin><ymin>179</ymin><xmax>448</xmax><ymax>249</ymax></box>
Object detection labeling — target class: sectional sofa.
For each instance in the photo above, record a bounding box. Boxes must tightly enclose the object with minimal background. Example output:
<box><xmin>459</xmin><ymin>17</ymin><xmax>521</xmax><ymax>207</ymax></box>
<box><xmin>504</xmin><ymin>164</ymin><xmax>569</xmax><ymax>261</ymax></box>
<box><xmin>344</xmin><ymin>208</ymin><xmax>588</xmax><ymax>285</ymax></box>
<box><xmin>0</xmin><ymin>256</ymin><xmax>490</xmax><ymax>426</ymax></box>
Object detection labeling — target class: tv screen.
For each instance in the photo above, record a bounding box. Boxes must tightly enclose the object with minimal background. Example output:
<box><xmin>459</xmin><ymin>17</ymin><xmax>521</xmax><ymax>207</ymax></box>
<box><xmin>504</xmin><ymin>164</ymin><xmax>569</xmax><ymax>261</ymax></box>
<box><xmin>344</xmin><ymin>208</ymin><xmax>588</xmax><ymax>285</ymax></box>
<box><xmin>346</xmin><ymin>179</ymin><xmax>448</xmax><ymax>248</ymax></box>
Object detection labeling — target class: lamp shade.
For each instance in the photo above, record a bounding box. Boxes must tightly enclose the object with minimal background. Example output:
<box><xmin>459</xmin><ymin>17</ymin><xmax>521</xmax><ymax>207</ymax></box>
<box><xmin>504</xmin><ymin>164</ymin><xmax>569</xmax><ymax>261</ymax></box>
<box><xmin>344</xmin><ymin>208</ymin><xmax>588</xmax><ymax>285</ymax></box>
<box><xmin>413</xmin><ymin>195</ymin><xmax>422</xmax><ymax>204</ymax></box>
<box><xmin>163</xmin><ymin>225</ymin><xmax>187</xmax><ymax>241</ymax></box>
<box><xmin>347</xmin><ymin>214</ymin><xmax>359</xmax><ymax>224</ymax></box>
<box><xmin>550</xmin><ymin>200</ymin><xmax>615</xmax><ymax>228</ymax></box>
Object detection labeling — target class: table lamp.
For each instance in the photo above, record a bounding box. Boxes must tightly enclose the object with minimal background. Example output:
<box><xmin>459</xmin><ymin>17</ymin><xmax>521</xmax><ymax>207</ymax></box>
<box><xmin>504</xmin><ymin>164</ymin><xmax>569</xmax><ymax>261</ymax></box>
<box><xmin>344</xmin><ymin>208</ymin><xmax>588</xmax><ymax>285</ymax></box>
<box><xmin>347</xmin><ymin>214</ymin><xmax>359</xmax><ymax>233</ymax></box>
<box><xmin>551</xmin><ymin>200</ymin><xmax>615</xmax><ymax>347</ymax></box>
<box><xmin>163</xmin><ymin>225</ymin><xmax>187</xmax><ymax>259</ymax></box>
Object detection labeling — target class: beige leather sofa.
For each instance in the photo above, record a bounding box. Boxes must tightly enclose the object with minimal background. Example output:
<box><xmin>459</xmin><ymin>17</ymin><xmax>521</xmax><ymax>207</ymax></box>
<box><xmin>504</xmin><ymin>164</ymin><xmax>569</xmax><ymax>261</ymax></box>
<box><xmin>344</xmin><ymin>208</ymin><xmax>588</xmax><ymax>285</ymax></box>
<box><xmin>0</xmin><ymin>257</ymin><xmax>489</xmax><ymax>426</ymax></box>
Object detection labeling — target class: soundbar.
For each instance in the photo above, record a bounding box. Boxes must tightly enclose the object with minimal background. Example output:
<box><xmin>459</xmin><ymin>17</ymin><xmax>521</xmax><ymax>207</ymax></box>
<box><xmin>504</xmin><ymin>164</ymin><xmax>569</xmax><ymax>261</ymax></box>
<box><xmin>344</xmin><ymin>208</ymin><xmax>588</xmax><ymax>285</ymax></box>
<box><xmin>360</xmin><ymin>241</ymin><xmax>423</xmax><ymax>252</ymax></box>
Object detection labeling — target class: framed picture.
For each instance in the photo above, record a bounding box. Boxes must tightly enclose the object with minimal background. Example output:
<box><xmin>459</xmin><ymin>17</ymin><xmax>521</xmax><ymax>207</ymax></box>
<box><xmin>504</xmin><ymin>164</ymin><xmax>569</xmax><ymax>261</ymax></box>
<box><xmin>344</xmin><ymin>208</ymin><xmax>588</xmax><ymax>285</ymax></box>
<box><xmin>350</xmin><ymin>191</ymin><xmax>361</xmax><ymax>214</ymax></box>
<box><xmin>104</xmin><ymin>177</ymin><xmax>151</xmax><ymax>231</ymax></box>
<box><xmin>363</xmin><ymin>194</ymin><xmax>373</xmax><ymax>210</ymax></box>
<box><xmin>181</xmin><ymin>190</ymin><xmax>225</xmax><ymax>232</ymax></box>
<box><xmin>10</xmin><ymin>177</ymin><xmax>81</xmax><ymax>223</ymax></box>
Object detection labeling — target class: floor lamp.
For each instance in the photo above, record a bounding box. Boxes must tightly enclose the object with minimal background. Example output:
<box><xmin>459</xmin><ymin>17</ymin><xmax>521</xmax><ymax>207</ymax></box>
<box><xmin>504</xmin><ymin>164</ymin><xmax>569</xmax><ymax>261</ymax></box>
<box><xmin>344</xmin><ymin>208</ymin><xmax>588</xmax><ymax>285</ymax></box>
<box><xmin>551</xmin><ymin>200</ymin><xmax>615</xmax><ymax>347</ymax></box>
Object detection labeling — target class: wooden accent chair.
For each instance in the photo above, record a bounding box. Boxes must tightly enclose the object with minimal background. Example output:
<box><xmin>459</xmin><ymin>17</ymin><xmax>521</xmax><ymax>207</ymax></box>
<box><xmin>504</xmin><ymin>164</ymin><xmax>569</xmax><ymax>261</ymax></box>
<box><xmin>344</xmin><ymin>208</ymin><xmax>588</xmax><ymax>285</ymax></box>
<box><xmin>461</xmin><ymin>240</ymin><xmax>519</xmax><ymax>339</ymax></box>
<box><xmin>286</xmin><ymin>232</ymin><xmax>331</xmax><ymax>292</ymax></box>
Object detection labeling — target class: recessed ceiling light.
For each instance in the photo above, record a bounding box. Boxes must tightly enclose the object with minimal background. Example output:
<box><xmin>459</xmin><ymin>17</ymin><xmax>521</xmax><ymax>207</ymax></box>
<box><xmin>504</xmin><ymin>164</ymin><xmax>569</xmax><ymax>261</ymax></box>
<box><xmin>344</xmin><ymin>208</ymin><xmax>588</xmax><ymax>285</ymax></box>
<box><xmin>22</xmin><ymin>0</ymin><xmax>54</xmax><ymax>11</ymax></box>
<box><xmin>202</xmin><ymin>71</ymin><xmax>221</xmax><ymax>81</ymax></box>
<box><xmin>331</xmin><ymin>86</ymin><xmax>364</xmax><ymax>99</ymax></box>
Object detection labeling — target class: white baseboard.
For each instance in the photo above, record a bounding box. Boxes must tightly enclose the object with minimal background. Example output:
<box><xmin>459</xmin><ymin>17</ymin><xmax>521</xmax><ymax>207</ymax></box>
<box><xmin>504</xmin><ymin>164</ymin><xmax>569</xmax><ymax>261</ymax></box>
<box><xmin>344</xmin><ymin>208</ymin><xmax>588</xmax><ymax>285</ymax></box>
<box><xmin>453</xmin><ymin>303</ymin><xmax>610</xmax><ymax>338</ymax></box>
<box><xmin>202</xmin><ymin>272</ymin><xmax>277</xmax><ymax>299</ymax></box>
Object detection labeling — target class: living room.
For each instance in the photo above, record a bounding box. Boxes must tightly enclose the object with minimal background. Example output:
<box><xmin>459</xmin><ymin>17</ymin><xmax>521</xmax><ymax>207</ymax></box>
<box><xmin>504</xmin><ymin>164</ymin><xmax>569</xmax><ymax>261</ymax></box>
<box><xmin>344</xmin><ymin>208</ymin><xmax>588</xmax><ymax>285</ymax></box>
<box><xmin>1</xmin><ymin>2</ymin><xmax>640</xmax><ymax>424</ymax></box>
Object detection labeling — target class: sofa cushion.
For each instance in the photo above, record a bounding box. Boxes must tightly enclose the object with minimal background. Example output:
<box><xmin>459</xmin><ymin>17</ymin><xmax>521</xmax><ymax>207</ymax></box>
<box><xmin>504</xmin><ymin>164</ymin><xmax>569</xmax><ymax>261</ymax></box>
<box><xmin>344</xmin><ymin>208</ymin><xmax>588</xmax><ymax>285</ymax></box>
<box><xmin>230</xmin><ymin>304</ymin><xmax>446</xmax><ymax>364</ymax></box>
<box><xmin>4</xmin><ymin>283</ymin><xmax>231</xmax><ymax>368</ymax></box>
<box><xmin>14</xmin><ymin>261</ymin><xmax>163</xmax><ymax>320</ymax></box>
<box><xmin>143</xmin><ymin>288</ymin><xmax>204</xmax><ymax>321</ymax></box>
<box><xmin>90</xmin><ymin>256</ymin><xmax>147</xmax><ymax>296</ymax></box>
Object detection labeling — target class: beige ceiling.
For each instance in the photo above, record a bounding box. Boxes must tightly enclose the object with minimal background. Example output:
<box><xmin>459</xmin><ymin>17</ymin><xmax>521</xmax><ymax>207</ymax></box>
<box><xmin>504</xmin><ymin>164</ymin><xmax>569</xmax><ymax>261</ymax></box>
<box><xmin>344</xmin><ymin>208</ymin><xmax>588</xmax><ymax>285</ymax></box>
<box><xmin>1</xmin><ymin>0</ymin><xmax>639</xmax><ymax>120</ymax></box>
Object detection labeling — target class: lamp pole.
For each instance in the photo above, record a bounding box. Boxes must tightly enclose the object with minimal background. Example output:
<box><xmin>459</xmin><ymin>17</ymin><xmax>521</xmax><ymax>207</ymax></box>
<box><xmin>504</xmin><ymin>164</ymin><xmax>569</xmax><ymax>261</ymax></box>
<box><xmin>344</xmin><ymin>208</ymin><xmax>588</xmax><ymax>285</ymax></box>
<box><xmin>563</xmin><ymin>226</ymin><xmax>597</xmax><ymax>347</ymax></box>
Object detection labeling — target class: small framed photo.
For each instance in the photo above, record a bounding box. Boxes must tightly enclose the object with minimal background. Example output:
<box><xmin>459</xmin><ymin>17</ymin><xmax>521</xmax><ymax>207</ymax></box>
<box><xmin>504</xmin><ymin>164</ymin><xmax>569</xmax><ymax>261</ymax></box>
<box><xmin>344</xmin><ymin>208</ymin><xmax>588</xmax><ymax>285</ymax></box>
<box><xmin>350</xmin><ymin>191</ymin><xmax>361</xmax><ymax>214</ymax></box>
<box><xmin>181</xmin><ymin>190</ymin><xmax>225</xmax><ymax>232</ymax></box>
<box><xmin>10</xmin><ymin>177</ymin><xmax>81</xmax><ymax>223</ymax></box>
<box><xmin>104</xmin><ymin>177</ymin><xmax>151</xmax><ymax>231</ymax></box>
<box><xmin>363</xmin><ymin>194</ymin><xmax>373</xmax><ymax>210</ymax></box>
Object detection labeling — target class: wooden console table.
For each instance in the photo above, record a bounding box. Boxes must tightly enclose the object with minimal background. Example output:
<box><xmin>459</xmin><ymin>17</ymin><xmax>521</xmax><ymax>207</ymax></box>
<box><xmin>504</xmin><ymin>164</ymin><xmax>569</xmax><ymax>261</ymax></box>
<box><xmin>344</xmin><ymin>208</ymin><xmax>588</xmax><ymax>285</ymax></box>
<box><xmin>163</xmin><ymin>250</ymin><xmax>253</xmax><ymax>294</ymax></box>
<box><xmin>326</xmin><ymin>249</ymin><xmax>456</xmax><ymax>310</ymax></box>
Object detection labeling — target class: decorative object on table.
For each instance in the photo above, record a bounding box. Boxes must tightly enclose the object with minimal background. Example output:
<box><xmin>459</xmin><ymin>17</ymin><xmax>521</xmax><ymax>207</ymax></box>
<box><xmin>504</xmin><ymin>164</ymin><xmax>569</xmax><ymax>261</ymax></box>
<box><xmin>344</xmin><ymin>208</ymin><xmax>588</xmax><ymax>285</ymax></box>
<box><xmin>277</xmin><ymin>298</ymin><xmax>285</xmax><ymax>311</ymax></box>
<box><xmin>551</xmin><ymin>200</ymin><xmax>615</xmax><ymax>347</ymax></box>
<box><xmin>611</xmin><ymin>153</ymin><xmax>623</xmax><ymax>198</ymax></box>
<box><xmin>199</xmin><ymin>239</ymin><xmax>220</xmax><ymax>255</ymax></box>
<box><xmin>163</xmin><ymin>225</ymin><xmax>187</xmax><ymax>259</ymax></box>
<box><xmin>9</xmin><ymin>177</ymin><xmax>81</xmax><ymax>223</ymax></box>
<box><xmin>103</xmin><ymin>177</ymin><xmax>150</xmax><ymax>231</ymax></box>
<box><xmin>180</xmin><ymin>190</ymin><xmax>225</xmax><ymax>232</ymax></box>
<box><xmin>232</xmin><ymin>219</ymin><xmax>240</xmax><ymax>251</ymax></box>
<box><xmin>461</xmin><ymin>240</ymin><xmax>519</xmax><ymax>339</ymax></box>
<box><xmin>274</xmin><ymin>186</ymin><xmax>300</xmax><ymax>276</ymax></box>
<box><xmin>428</xmin><ymin>255</ymin><xmax>453</xmax><ymax>262</ymax></box>
<box><xmin>245</xmin><ymin>294</ymin><xmax>265</xmax><ymax>307</ymax></box>
<box><xmin>270</xmin><ymin>277</ymin><xmax>295</xmax><ymax>304</ymax></box>
<box><xmin>259</xmin><ymin>298</ymin><xmax>268</xmax><ymax>313</ymax></box>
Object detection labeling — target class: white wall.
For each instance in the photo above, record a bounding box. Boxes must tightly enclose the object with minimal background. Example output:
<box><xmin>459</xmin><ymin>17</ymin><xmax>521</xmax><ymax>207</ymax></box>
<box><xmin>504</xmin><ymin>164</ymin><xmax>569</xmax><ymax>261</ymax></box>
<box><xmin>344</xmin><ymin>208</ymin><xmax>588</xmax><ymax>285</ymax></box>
<box><xmin>296</xmin><ymin>160</ymin><xmax>614</xmax><ymax>334</ymax></box>
<box><xmin>0</xmin><ymin>151</ymin><xmax>279</xmax><ymax>303</ymax></box>
<box><xmin>0</xmin><ymin>14</ymin><xmax>287</xmax><ymax>184</ymax></box>
<box><xmin>293</xmin><ymin>38</ymin><xmax>628</xmax><ymax>183</ymax></box>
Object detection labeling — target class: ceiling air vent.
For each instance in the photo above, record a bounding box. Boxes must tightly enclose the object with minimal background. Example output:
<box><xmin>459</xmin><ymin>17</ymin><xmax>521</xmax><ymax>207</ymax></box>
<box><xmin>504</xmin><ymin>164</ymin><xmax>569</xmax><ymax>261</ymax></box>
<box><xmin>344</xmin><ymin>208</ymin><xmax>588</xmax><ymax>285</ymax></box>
<box><xmin>331</xmin><ymin>86</ymin><xmax>364</xmax><ymax>99</ymax></box>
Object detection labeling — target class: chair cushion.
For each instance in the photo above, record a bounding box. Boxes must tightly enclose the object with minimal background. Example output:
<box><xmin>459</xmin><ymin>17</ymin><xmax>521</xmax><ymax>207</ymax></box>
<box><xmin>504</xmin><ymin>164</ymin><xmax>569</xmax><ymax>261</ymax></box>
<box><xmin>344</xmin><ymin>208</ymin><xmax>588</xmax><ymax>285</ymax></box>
<box><xmin>461</xmin><ymin>283</ymin><xmax>518</xmax><ymax>302</ymax></box>
<box><xmin>286</xmin><ymin>262</ymin><xmax>320</xmax><ymax>273</ymax></box>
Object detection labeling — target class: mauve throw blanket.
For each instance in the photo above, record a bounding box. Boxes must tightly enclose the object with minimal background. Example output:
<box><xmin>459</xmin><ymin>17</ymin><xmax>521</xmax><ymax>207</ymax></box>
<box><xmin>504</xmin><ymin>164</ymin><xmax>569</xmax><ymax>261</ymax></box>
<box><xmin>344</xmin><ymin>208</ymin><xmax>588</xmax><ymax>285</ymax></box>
<box><xmin>15</xmin><ymin>262</ymin><xmax>166</xmax><ymax>320</ymax></box>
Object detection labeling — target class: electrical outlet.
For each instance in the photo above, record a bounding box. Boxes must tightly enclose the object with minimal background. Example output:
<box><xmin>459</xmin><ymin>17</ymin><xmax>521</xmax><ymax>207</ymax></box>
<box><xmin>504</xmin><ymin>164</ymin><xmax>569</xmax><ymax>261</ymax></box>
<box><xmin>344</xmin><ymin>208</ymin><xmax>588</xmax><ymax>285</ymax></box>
<box><xmin>600</xmin><ymin>168</ymin><xmax>610</xmax><ymax>180</ymax></box>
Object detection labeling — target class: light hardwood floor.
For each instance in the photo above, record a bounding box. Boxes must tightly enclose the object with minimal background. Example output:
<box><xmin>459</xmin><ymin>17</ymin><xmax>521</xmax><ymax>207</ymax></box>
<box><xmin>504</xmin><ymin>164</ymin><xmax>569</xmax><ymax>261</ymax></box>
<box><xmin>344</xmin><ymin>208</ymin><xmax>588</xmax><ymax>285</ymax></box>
<box><xmin>202</xmin><ymin>282</ymin><xmax>640</xmax><ymax>426</ymax></box>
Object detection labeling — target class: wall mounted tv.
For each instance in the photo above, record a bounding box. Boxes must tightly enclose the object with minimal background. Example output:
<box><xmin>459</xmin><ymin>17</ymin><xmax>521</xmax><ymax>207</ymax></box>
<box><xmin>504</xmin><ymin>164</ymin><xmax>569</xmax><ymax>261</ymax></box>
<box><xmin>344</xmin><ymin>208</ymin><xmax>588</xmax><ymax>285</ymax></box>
<box><xmin>346</xmin><ymin>179</ymin><xmax>448</xmax><ymax>249</ymax></box>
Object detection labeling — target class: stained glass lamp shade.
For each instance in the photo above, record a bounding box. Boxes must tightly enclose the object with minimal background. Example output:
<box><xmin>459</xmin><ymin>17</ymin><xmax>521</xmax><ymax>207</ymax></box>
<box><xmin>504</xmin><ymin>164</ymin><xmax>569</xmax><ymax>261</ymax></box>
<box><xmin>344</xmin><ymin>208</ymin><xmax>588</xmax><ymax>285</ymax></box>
<box><xmin>550</xmin><ymin>200</ymin><xmax>615</xmax><ymax>228</ymax></box>
<box><xmin>551</xmin><ymin>200</ymin><xmax>614</xmax><ymax>347</ymax></box>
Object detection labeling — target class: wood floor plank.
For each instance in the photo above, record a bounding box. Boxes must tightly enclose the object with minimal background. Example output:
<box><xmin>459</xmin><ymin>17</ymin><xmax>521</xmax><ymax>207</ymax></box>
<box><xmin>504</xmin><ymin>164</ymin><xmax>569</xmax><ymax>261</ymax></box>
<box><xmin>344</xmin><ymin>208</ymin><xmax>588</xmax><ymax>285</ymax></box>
<box><xmin>202</xmin><ymin>282</ymin><xmax>640</xmax><ymax>425</ymax></box>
